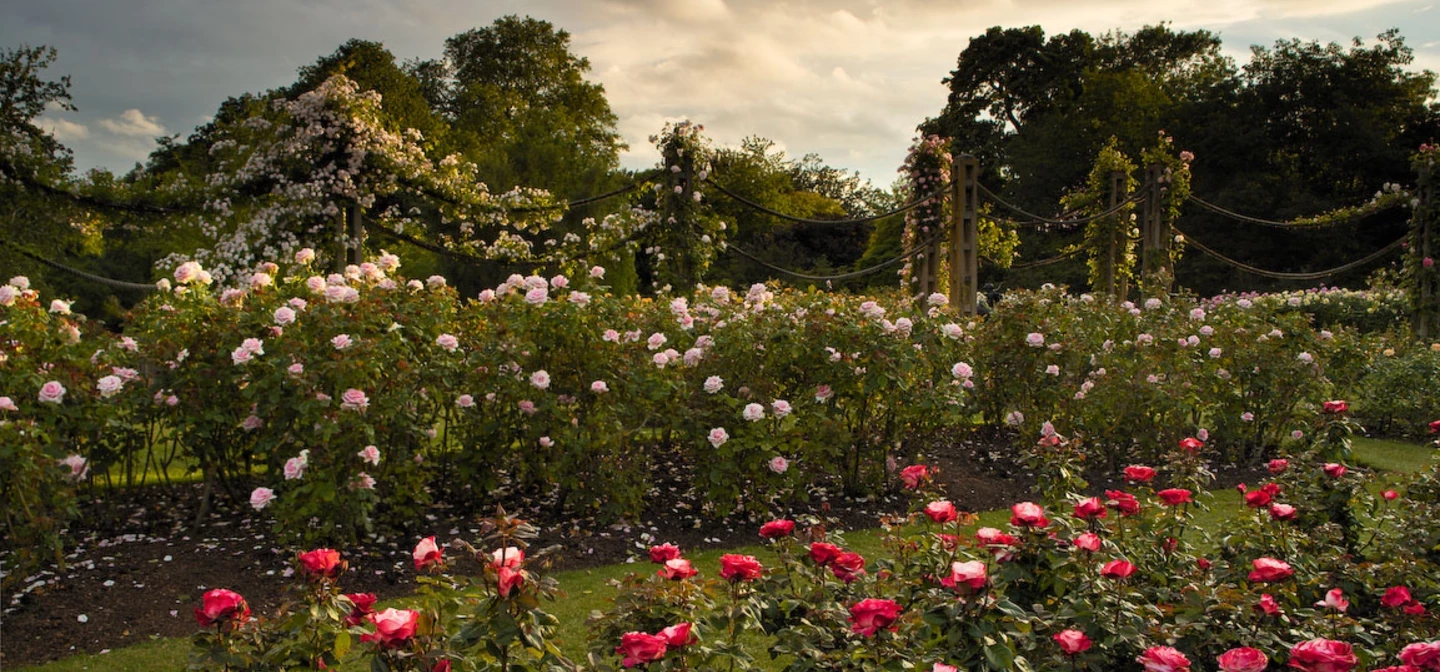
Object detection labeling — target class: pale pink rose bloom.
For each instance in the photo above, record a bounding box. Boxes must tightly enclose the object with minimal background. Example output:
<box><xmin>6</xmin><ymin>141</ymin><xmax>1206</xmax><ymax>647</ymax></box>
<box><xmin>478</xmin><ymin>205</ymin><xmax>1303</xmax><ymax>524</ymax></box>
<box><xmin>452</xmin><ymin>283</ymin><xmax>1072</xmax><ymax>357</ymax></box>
<box><xmin>96</xmin><ymin>375</ymin><xmax>124</xmax><ymax>398</ymax></box>
<box><xmin>524</xmin><ymin>275</ymin><xmax>547</xmax><ymax>291</ymax></box>
<box><xmin>941</xmin><ymin>323</ymin><xmax>963</xmax><ymax>339</ymax></box>
<box><xmin>59</xmin><ymin>454</ymin><xmax>88</xmax><ymax>481</ymax></box>
<box><xmin>284</xmin><ymin>456</ymin><xmax>306</xmax><ymax>480</ymax></box>
<box><xmin>324</xmin><ymin>284</ymin><xmax>348</xmax><ymax>303</ymax></box>
<box><xmin>295</xmin><ymin>248</ymin><xmax>316</xmax><ymax>264</ymax></box>
<box><xmin>249</xmin><ymin>272</ymin><xmax>273</xmax><ymax>290</ymax></box>
<box><xmin>7</xmin><ymin>275</ymin><xmax>28</xmax><ymax>289</ymax></box>
<box><xmin>305</xmin><ymin>276</ymin><xmax>326</xmax><ymax>294</ymax></box>
<box><xmin>769</xmin><ymin>456</ymin><xmax>789</xmax><ymax>474</ymax></box>
<box><xmin>218</xmin><ymin>288</ymin><xmax>245</xmax><ymax>307</ymax></box>
<box><xmin>568</xmin><ymin>292</ymin><xmax>591</xmax><ymax>306</ymax></box>
<box><xmin>1200</xmin><ymin>325</ymin><xmax>1215</xmax><ymax>336</ymax></box>
<box><xmin>530</xmin><ymin>370</ymin><xmax>551</xmax><ymax>389</ymax></box>
<box><xmin>0</xmin><ymin>396</ymin><xmax>17</xmax><ymax>412</ymax></box>
<box><xmin>589</xmin><ymin>265</ymin><xmax>606</xmax><ymax>279</ymax></box>
<box><xmin>406</xmin><ymin>279</ymin><xmax>424</xmax><ymax>291</ymax></box>
<box><xmin>173</xmin><ymin>261</ymin><xmax>203</xmax><ymax>284</ymax></box>
<box><xmin>340</xmin><ymin>388</ymin><xmax>369</xmax><ymax>412</ymax></box>
<box><xmin>241</xmin><ymin>415</ymin><xmax>263</xmax><ymax>431</ymax></box>
<box><xmin>683</xmin><ymin>348</ymin><xmax>704</xmax><ymax>366</ymax></box>
<box><xmin>952</xmin><ymin>362</ymin><xmax>974</xmax><ymax>379</ymax></box>
<box><xmin>772</xmin><ymin>400</ymin><xmax>792</xmax><ymax>418</ymax></box>
<box><xmin>231</xmin><ymin>347</ymin><xmax>252</xmax><ymax>366</ymax></box>
<box><xmin>250</xmin><ymin>487</ymin><xmax>275</xmax><ymax>510</ymax></box>
<box><xmin>743</xmin><ymin>403</ymin><xmax>765</xmax><ymax>422</ymax></box>
<box><xmin>703</xmin><ymin>376</ymin><xmax>724</xmax><ymax>394</ymax></box>
<box><xmin>427</xmin><ymin>275</ymin><xmax>447</xmax><ymax>288</ymax></box>
<box><xmin>647</xmin><ymin>333</ymin><xmax>667</xmax><ymax>350</ymax></box>
<box><xmin>518</xmin><ymin>400</ymin><xmax>536</xmax><ymax>415</ymax></box>
<box><xmin>590</xmin><ymin>381</ymin><xmax>608</xmax><ymax>393</ymax></box>
<box><xmin>477</xmin><ymin>289</ymin><xmax>496</xmax><ymax>302</ymax></box>
<box><xmin>456</xmin><ymin>394</ymin><xmax>475</xmax><ymax>408</ymax></box>
<box><xmin>602</xmin><ymin>329</ymin><xmax>620</xmax><ymax>342</ymax></box>
<box><xmin>376</xmin><ymin>251</ymin><xmax>400</xmax><ymax>271</ymax></box>
<box><xmin>351</xmin><ymin>473</ymin><xmax>376</xmax><ymax>490</ymax></box>
<box><xmin>0</xmin><ymin>285</ymin><xmax>17</xmax><ymax>306</ymax></box>
<box><xmin>708</xmin><ymin>427</ymin><xmax>729</xmax><ymax>447</ymax></box>
<box><xmin>331</xmin><ymin>334</ymin><xmax>353</xmax><ymax>350</ymax></box>
<box><xmin>358</xmin><ymin>445</ymin><xmax>381</xmax><ymax>466</ymax></box>
<box><xmin>274</xmin><ymin>307</ymin><xmax>296</xmax><ymax>325</ymax></box>
<box><xmin>1046</xmin><ymin>365</ymin><xmax>1060</xmax><ymax>376</ymax></box>
<box><xmin>652</xmin><ymin>352</ymin><xmax>670</xmax><ymax>368</ymax></box>
<box><xmin>524</xmin><ymin>287</ymin><xmax>548</xmax><ymax>304</ymax></box>
<box><xmin>1209</xmin><ymin>348</ymin><xmax>1223</xmax><ymax>358</ymax></box>
<box><xmin>927</xmin><ymin>293</ymin><xmax>949</xmax><ymax>307</ymax></box>
<box><xmin>435</xmin><ymin>334</ymin><xmax>459</xmax><ymax>352</ymax></box>
<box><xmin>815</xmin><ymin>385</ymin><xmax>833</xmax><ymax>402</ymax></box>
<box><xmin>288</xmin><ymin>363</ymin><xmax>304</xmax><ymax>376</ymax></box>
<box><xmin>166</xmin><ymin>395</ymin><xmax>179</xmax><ymax>406</ymax></box>
<box><xmin>1241</xmin><ymin>412</ymin><xmax>1254</xmax><ymax>422</ymax></box>
<box><xmin>1291</xmin><ymin>430</ymin><xmax>1305</xmax><ymax>440</ymax></box>
<box><xmin>539</xmin><ymin>436</ymin><xmax>554</xmax><ymax>448</ymax></box>
<box><xmin>50</xmin><ymin>299</ymin><xmax>72</xmax><ymax>314</ymax></box>
<box><xmin>39</xmin><ymin>380</ymin><xmax>66</xmax><ymax>403</ymax></box>
<box><xmin>549</xmin><ymin>275</ymin><xmax>569</xmax><ymax>289</ymax></box>
<box><xmin>1025</xmin><ymin>332</ymin><xmax>1044</xmax><ymax>347</ymax></box>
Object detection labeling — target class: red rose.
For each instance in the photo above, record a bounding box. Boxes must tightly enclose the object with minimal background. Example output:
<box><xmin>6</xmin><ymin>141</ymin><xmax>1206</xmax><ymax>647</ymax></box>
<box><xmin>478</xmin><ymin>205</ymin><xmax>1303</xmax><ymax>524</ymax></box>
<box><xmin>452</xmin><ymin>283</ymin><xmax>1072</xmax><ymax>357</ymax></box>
<box><xmin>362</xmin><ymin>608</ymin><xmax>419</xmax><ymax>649</ymax></box>
<box><xmin>1073</xmin><ymin>532</ymin><xmax>1102</xmax><ymax>552</ymax></box>
<box><xmin>1268</xmin><ymin>458</ymin><xmax>1290</xmax><ymax>474</ymax></box>
<box><xmin>940</xmin><ymin>560</ymin><xmax>987</xmax><ymax>592</ymax></box>
<box><xmin>497</xmin><ymin>566</ymin><xmax>525</xmax><ymax>597</ymax></box>
<box><xmin>1269</xmin><ymin>503</ymin><xmax>1297</xmax><ymax>521</ymax></box>
<box><xmin>1010</xmin><ymin>501</ymin><xmax>1050</xmax><ymax>528</ymax></box>
<box><xmin>616</xmin><ymin>632</ymin><xmax>668</xmax><ymax>667</ymax></box>
<box><xmin>413</xmin><ymin>536</ymin><xmax>443</xmax><ymax>571</ymax></box>
<box><xmin>1138</xmin><ymin>645</ymin><xmax>1192</xmax><ymax>672</ymax></box>
<box><xmin>1256</xmin><ymin>593</ymin><xmax>1282</xmax><ymax>616</ymax></box>
<box><xmin>925</xmin><ymin>500</ymin><xmax>959</xmax><ymax>524</ymax></box>
<box><xmin>1196</xmin><ymin>557</ymin><xmax>1212</xmax><ymax>571</ymax></box>
<box><xmin>1124</xmin><ymin>465</ymin><xmax>1157</xmax><ymax>483</ymax></box>
<box><xmin>1106</xmin><ymin>490</ymin><xmax>1141</xmax><ymax>516</ymax></box>
<box><xmin>298</xmin><ymin>548</ymin><xmax>343</xmax><ymax>578</ymax></box>
<box><xmin>900</xmin><ymin>464</ymin><xmax>930</xmax><ymax>489</ymax></box>
<box><xmin>809</xmin><ymin>542</ymin><xmax>842</xmax><ymax>566</ymax></box>
<box><xmin>1054</xmin><ymin>629</ymin><xmax>1091</xmax><ymax>655</ymax></box>
<box><xmin>848</xmin><ymin>598</ymin><xmax>903</xmax><ymax>637</ymax></box>
<box><xmin>1101</xmin><ymin>559</ymin><xmax>1136</xmax><ymax>579</ymax></box>
<box><xmin>1261</xmin><ymin>482</ymin><xmax>1282</xmax><ymax>497</ymax></box>
<box><xmin>830</xmin><ymin>552</ymin><xmax>867</xmax><ymax>583</ymax></box>
<box><xmin>1405</xmin><ymin>602</ymin><xmax>1427</xmax><ymax>616</ymax></box>
<box><xmin>1368</xmin><ymin>666</ymin><xmax>1423</xmax><ymax>672</ymax></box>
<box><xmin>1323</xmin><ymin>463</ymin><xmax>1348</xmax><ymax>478</ymax></box>
<box><xmin>1384</xmin><ymin>489</ymin><xmax>1401</xmax><ymax>501</ymax></box>
<box><xmin>1157</xmin><ymin>488</ymin><xmax>1193</xmax><ymax>506</ymax></box>
<box><xmin>194</xmin><ymin>588</ymin><xmax>250</xmax><ymax>627</ymax></box>
<box><xmin>659</xmin><ymin>558</ymin><xmax>698</xmax><ymax>580</ymax></box>
<box><xmin>1430</xmin><ymin>419</ymin><xmax>1440</xmax><ymax>433</ymax></box>
<box><xmin>659</xmin><ymin>623</ymin><xmax>695</xmax><ymax>648</ymax></box>
<box><xmin>759</xmin><ymin>519</ymin><xmax>796</xmax><ymax>539</ymax></box>
<box><xmin>1288</xmin><ymin>638</ymin><xmax>1357</xmax><ymax>672</ymax></box>
<box><xmin>432</xmin><ymin>659</ymin><xmax>451</xmax><ymax>672</ymax></box>
<box><xmin>1178</xmin><ymin>437</ymin><xmax>1204</xmax><ymax>453</ymax></box>
<box><xmin>1073</xmin><ymin>497</ymin><xmax>1107</xmax><ymax>520</ymax></box>
<box><xmin>343</xmin><ymin>592</ymin><xmax>378</xmax><ymax>626</ymax></box>
<box><xmin>649</xmin><ymin>543</ymin><xmax>682</xmax><ymax>563</ymax></box>
<box><xmin>1243</xmin><ymin>489</ymin><xmax>1272</xmax><ymax>508</ymax></box>
<box><xmin>719</xmin><ymin>554</ymin><xmax>762</xmax><ymax>582</ymax></box>
<box><xmin>1383</xmin><ymin>586</ymin><xmax>1414</xmax><ymax>609</ymax></box>
<box><xmin>1400</xmin><ymin>642</ymin><xmax>1440</xmax><ymax>670</ymax></box>
<box><xmin>1247</xmin><ymin>557</ymin><xmax>1293</xmax><ymax>583</ymax></box>
<box><xmin>1322</xmin><ymin>400</ymin><xmax>1349</xmax><ymax>414</ymax></box>
<box><xmin>1216</xmin><ymin>646</ymin><xmax>1268</xmax><ymax>672</ymax></box>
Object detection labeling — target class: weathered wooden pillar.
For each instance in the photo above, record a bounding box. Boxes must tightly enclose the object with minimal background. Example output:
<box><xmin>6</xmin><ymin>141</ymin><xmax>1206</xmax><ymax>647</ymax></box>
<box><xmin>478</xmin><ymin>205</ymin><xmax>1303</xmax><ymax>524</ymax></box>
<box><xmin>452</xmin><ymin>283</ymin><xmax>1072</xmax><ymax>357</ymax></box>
<box><xmin>951</xmin><ymin>154</ymin><xmax>980</xmax><ymax>315</ymax></box>
<box><xmin>1140</xmin><ymin>163</ymin><xmax>1169</xmax><ymax>292</ymax></box>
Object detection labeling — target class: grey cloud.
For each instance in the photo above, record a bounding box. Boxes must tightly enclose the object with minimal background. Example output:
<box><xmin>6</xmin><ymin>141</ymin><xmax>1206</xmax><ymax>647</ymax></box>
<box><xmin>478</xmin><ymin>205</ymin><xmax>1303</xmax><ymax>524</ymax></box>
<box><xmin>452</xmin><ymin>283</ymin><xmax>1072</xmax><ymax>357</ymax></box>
<box><xmin>98</xmin><ymin>109</ymin><xmax>166</xmax><ymax>137</ymax></box>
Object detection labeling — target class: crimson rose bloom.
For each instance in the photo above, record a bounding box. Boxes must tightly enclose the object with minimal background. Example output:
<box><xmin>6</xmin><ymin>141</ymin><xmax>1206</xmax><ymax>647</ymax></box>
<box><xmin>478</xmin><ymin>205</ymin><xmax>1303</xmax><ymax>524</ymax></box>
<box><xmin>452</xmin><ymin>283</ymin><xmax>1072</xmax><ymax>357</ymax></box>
<box><xmin>1256</xmin><ymin>593</ymin><xmax>1282</xmax><ymax>616</ymax></box>
<box><xmin>1073</xmin><ymin>497</ymin><xmax>1107</xmax><ymax>520</ymax></box>
<box><xmin>940</xmin><ymin>560</ymin><xmax>987</xmax><ymax>592</ymax></box>
<box><xmin>194</xmin><ymin>588</ymin><xmax>250</xmax><ymax>627</ymax></box>
<box><xmin>1010</xmin><ymin>501</ymin><xmax>1049</xmax><ymax>528</ymax></box>
<box><xmin>719</xmin><ymin>554</ymin><xmax>763</xmax><ymax>582</ymax></box>
<box><xmin>1383</xmin><ymin>586</ymin><xmax>1414</xmax><ymax>609</ymax></box>
<box><xmin>616</xmin><ymin>632</ymin><xmax>667</xmax><ymax>667</ymax></box>
<box><xmin>649</xmin><ymin>543</ymin><xmax>682</xmax><ymax>563</ymax></box>
<box><xmin>1101</xmin><ymin>559</ymin><xmax>1136</xmax><ymax>579</ymax></box>
<box><xmin>1157</xmin><ymin>488</ymin><xmax>1193</xmax><ymax>506</ymax></box>
<box><xmin>848</xmin><ymin>598</ymin><xmax>903</xmax><ymax>637</ymax></box>
<box><xmin>1384</xmin><ymin>489</ymin><xmax>1400</xmax><ymax>500</ymax></box>
<box><xmin>1123</xmin><ymin>465</ymin><xmax>1157</xmax><ymax>483</ymax></box>
<box><xmin>1431</xmin><ymin>419</ymin><xmax>1440</xmax><ymax>434</ymax></box>
<box><xmin>759</xmin><ymin>519</ymin><xmax>795</xmax><ymax>539</ymax></box>
<box><xmin>1400</xmin><ymin>641</ymin><xmax>1440</xmax><ymax>670</ymax></box>
<box><xmin>1243</xmin><ymin>489</ymin><xmax>1272</xmax><ymax>508</ymax></box>
<box><xmin>830</xmin><ymin>552</ymin><xmax>867</xmax><ymax>583</ymax></box>
<box><xmin>362</xmin><ymin>608</ymin><xmax>419</xmax><ymax>649</ymax></box>
<box><xmin>1178</xmin><ymin>437</ymin><xmax>1204</xmax><ymax>453</ymax></box>
<box><xmin>1106</xmin><ymin>490</ymin><xmax>1141</xmax><ymax>516</ymax></box>
<box><xmin>1322</xmin><ymin>400</ymin><xmax>1349</xmax><ymax>414</ymax></box>
<box><xmin>1216</xmin><ymin>647</ymin><xmax>1268</xmax><ymax>672</ymax></box>
<box><xmin>1138</xmin><ymin>645</ymin><xmax>1192</xmax><ymax>672</ymax></box>
<box><xmin>1054</xmin><ymin>629</ymin><xmax>1091</xmax><ymax>655</ymax></box>
<box><xmin>899</xmin><ymin>464</ymin><xmax>930</xmax><ymax>489</ymax></box>
<box><xmin>298</xmin><ymin>548</ymin><xmax>343</xmax><ymax>578</ymax></box>
<box><xmin>659</xmin><ymin>558</ymin><xmax>698</xmax><ymax>580</ymax></box>
<box><xmin>1248</xmin><ymin>557</ymin><xmax>1294</xmax><ymax>582</ymax></box>
<box><xmin>1268</xmin><ymin>458</ymin><xmax>1290</xmax><ymax>474</ymax></box>
<box><xmin>1323</xmin><ymin>463</ymin><xmax>1348</xmax><ymax>478</ymax></box>
<box><xmin>1288</xmin><ymin>638</ymin><xmax>1357</xmax><ymax>672</ymax></box>
<box><xmin>344</xmin><ymin>592</ymin><xmax>378</xmax><ymax>626</ymax></box>
<box><xmin>659</xmin><ymin>623</ymin><xmax>695</xmax><ymax>648</ymax></box>
<box><xmin>809</xmin><ymin>542</ymin><xmax>842</xmax><ymax>566</ymax></box>
<box><xmin>924</xmin><ymin>500</ymin><xmax>958</xmax><ymax>524</ymax></box>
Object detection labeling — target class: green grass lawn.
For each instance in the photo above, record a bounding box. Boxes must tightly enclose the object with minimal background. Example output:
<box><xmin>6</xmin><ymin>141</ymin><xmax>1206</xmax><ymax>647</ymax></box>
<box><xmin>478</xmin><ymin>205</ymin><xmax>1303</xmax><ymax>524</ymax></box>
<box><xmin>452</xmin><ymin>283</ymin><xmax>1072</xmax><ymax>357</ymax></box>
<box><xmin>17</xmin><ymin>436</ymin><xmax>1436</xmax><ymax>671</ymax></box>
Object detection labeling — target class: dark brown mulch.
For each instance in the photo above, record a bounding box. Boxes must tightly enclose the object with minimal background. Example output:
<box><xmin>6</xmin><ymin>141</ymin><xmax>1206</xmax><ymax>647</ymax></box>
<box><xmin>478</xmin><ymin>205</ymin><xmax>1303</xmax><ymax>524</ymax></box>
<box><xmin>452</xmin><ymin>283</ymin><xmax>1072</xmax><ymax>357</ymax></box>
<box><xmin>1</xmin><ymin>429</ymin><xmax>1034</xmax><ymax>668</ymax></box>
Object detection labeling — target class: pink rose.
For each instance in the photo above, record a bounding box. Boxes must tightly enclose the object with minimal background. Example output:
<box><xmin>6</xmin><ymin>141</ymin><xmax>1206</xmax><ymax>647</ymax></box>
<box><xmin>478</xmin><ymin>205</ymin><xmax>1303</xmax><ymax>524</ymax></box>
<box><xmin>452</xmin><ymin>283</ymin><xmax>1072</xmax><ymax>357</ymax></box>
<box><xmin>194</xmin><ymin>588</ymin><xmax>250</xmax><ymax>627</ymax></box>
<box><xmin>340</xmin><ymin>388</ymin><xmax>369</xmax><ymax>412</ymax></box>
<box><xmin>491</xmin><ymin>547</ymin><xmax>524</xmax><ymax>570</ymax></box>
<box><xmin>808</xmin><ymin>542</ymin><xmax>842</xmax><ymax>566</ymax></box>
<box><xmin>1314</xmin><ymin>587</ymin><xmax>1349</xmax><ymax>612</ymax></box>
<box><xmin>1010</xmin><ymin>501</ymin><xmax>1049</xmax><ymax>528</ymax></box>
<box><xmin>649</xmin><ymin>543</ymin><xmax>682</xmax><ymax>563</ymax></box>
<box><xmin>1123</xmin><ymin>465</ymin><xmax>1157</xmax><ymax>482</ymax></box>
<box><xmin>1073</xmin><ymin>497</ymin><xmax>1107</xmax><ymax>520</ymax></box>
<box><xmin>1323</xmin><ymin>463</ymin><xmax>1348</xmax><ymax>478</ymax></box>
<box><xmin>59</xmin><ymin>454</ymin><xmax>88</xmax><ymax>482</ymax></box>
<box><xmin>1073</xmin><ymin>532</ymin><xmax>1102</xmax><ymax>552</ymax></box>
<box><xmin>1216</xmin><ymin>647</ymin><xmax>1268</xmax><ymax>672</ymax></box>
<box><xmin>38</xmin><ymin>380</ymin><xmax>66</xmax><ymax>404</ymax></box>
<box><xmin>1101</xmin><ymin>559</ymin><xmax>1136</xmax><ymax>579</ymax></box>
<box><xmin>1382</xmin><ymin>586</ymin><xmax>1414</xmax><ymax>609</ymax></box>
<box><xmin>769</xmin><ymin>455</ymin><xmax>789</xmax><ymax>473</ymax></box>
<box><xmin>940</xmin><ymin>560</ymin><xmax>987</xmax><ymax>592</ymax></box>
<box><xmin>1288</xmin><ymin>638</ymin><xmax>1357</xmax><ymax>672</ymax></box>
<box><xmin>848</xmin><ymin>598</ymin><xmax>903</xmax><ymax>637</ymax></box>
<box><xmin>413</xmin><ymin>536</ymin><xmax>443</xmax><ymax>571</ymax></box>
<box><xmin>0</xmin><ymin>396</ymin><xmax>16</xmax><ymax>412</ymax></box>
<box><xmin>719</xmin><ymin>554</ymin><xmax>762</xmax><ymax>582</ymax></box>
<box><xmin>1248</xmin><ymin>557</ymin><xmax>1293</xmax><ymax>583</ymax></box>
<box><xmin>362</xmin><ymin>608</ymin><xmax>419</xmax><ymax>649</ymax></box>
<box><xmin>249</xmin><ymin>487</ymin><xmax>275</xmax><ymax>510</ymax></box>
<box><xmin>1054</xmin><ymin>629</ymin><xmax>1092</xmax><ymax>655</ymax></box>
<box><xmin>659</xmin><ymin>558</ymin><xmax>697</xmax><ymax>580</ymax></box>
<box><xmin>298</xmin><ymin>548</ymin><xmax>343</xmax><ymax>578</ymax></box>
<box><xmin>759</xmin><ymin>519</ymin><xmax>795</xmax><ymax>539</ymax></box>
<box><xmin>924</xmin><ymin>500</ymin><xmax>959</xmax><ymax>524</ymax></box>
<box><xmin>659</xmin><ymin>622</ymin><xmax>694</xmax><ymax>648</ymax></box>
<box><xmin>1137</xmin><ymin>645</ymin><xmax>1192</xmax><ymax>672</ymax></box>
<box><xmin>616</xmin><ymin>632</ymin><xmax>667</xmax><ymax>667</ymax></box>
<box><xmin>357</xmin><ymin>445</ymin><xmax>380</xmax><ymax>466</ymax></box>
<box><xmin>829</xmin><ymin>551</ymin><xmax>867</xmax><ymax>583</ymax></box>
<box><xmin>1400</xmin><ymin>642</ymin><xmax>1440</xmax><ymax>670</ymax></box>
<box><xmin>707</xmin><ymin>427</ymin><xmax>729</xmax><ymax>447</ymax></box>
<box><xmin>900</xmin><ymin>464</ymin><xmax>930</xmax><ymax>489</ymax></box>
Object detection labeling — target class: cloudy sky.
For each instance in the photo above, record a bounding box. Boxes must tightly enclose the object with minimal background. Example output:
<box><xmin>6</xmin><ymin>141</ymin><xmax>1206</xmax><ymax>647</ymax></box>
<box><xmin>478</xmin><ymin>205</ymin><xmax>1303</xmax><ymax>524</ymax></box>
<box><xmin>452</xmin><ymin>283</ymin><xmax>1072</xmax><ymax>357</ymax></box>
<box><xmin>5</xmin><ymin>0</ymin><xmax>1438</xmax><ymax>187</ymax></box>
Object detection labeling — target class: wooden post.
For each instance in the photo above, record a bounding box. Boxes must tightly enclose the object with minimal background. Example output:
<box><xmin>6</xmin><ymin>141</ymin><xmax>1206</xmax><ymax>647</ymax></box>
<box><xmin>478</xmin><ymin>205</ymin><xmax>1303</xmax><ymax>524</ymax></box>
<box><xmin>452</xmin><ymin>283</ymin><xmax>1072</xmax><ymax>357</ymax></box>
<box><xmin>952</xmin><ymin>154</ymin><xmax>980</xmax><ymax>315</ymax></box>
<box><xmin>1417</xmin><ymin>166</ymin><xmax>1436</xmax><ymax>340</ymax></box>
<box><xmin>1103</xmin><ymin>171</ymin><xmax>1126</xmax><ymax>299</ymax></box>
<box><xmin>347</xmin><ymin>202</ymin><xmax>364</xmax><ymax>266</ymax></box>
<box><xmin>1140</xmin><ymin>163</ymin><xmax>1167</xmax><ymax>289</ymax></box>
<box><xmin>332</xmin><ymin>203</ymin><xmax>347</xmax><ymax>273</ymax></box>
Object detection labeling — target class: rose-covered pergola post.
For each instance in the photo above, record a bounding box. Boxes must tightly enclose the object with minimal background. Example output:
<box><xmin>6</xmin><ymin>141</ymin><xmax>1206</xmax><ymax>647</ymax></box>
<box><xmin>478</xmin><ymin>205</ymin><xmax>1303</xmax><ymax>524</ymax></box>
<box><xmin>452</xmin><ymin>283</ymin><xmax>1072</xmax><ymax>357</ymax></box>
<box><xmin>1410</xmin><ymin>145</ymin><xmax>1439</xmax><ymax>339</ymax></box>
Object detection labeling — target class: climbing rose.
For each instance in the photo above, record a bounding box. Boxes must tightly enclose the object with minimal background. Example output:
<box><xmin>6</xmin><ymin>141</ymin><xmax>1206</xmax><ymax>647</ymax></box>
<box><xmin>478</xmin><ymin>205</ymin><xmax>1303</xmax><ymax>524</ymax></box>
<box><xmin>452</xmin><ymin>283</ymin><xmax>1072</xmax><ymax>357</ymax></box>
<box><xmin>848</xmin><ymin>598</ymin><xmax>903</xmax><ymax>637</ymax></box>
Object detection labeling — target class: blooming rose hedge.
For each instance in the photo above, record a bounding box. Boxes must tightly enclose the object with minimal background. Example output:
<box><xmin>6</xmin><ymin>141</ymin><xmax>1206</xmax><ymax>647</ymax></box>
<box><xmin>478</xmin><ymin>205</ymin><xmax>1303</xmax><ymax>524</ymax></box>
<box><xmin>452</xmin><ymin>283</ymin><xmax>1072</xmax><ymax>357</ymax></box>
<box><xmin>0</xmin><ymin>255</ymin><xmax>1435</xmax><ymax>582</ymax></box>
<box><xmin>188</xmin><ymin>443</ymin><xmax>1440</xmax><ymax>671</ymax></box>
